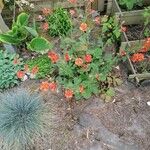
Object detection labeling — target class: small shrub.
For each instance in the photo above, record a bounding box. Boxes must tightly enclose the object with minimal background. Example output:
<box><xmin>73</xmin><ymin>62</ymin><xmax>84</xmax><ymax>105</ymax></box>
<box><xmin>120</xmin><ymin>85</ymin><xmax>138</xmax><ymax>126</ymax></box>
<box><xmin>47</xmin><ymin>8</ymin><xmax>72</xmax><ymax>37</ymax></box>
<box><xmin>0</xmin><ymin>50</ymin><xmax>23</xmax><ymax>90</ymax></box>
<box><xmin>26</xmin><ymin>55</ymin><xmax>53</xmax><ymax>79</ymax></box>
<box><xmin>0</xmin><ymin>89</ymin><xmax>48</xmax><ymax>150</ymax></box>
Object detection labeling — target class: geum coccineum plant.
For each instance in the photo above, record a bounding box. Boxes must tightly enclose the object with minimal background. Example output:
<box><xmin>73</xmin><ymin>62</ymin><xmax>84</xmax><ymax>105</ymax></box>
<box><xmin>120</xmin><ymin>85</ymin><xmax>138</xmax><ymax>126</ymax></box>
<box><xmin>39</xmin><ymin>0</ymin><xmax>119</xmax><ymax>101</ymax></box>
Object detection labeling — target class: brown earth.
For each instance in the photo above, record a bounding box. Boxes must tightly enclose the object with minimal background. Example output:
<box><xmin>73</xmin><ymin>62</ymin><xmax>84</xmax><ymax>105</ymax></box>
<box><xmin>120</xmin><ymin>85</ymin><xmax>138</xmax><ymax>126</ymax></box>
<box><xmin>13</xmin><ymin>79</ymin><xmax>150</xmax><ymax>150</ymax></box>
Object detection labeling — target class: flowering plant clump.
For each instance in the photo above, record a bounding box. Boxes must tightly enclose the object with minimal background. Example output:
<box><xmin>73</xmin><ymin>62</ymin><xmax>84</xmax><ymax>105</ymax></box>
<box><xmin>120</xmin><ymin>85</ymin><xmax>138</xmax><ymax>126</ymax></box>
<box><xmin>129</xmin><ymin>38</ymin><xmax>150</xmax><ymax>73</ymax></box>
<box><xmin>39</xmin><ymin>0</ymin><xmax>119</xmax><ymax>101</ymax></box>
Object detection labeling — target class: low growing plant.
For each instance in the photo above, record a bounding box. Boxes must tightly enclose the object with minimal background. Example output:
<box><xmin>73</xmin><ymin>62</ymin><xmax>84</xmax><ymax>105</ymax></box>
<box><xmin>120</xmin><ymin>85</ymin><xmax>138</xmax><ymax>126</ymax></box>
<box><xmin>0</xmin><ymin>12</ymin><xmax>52</xmax><ymax>54</ymax></box>
<box><xmin>118</xmin><ymin>0</ymin><xmax>143</xmax><ymax>11</ymax></box>
<box><xmin>39</xmin><ymin>0</ymin><xmax>121</xmax><ymax>101</ymax></box>
<box><xmin>0</xmin><ymin>88</ymin><xmax>48</xmax><ymax>150</ymax></box>
<box><xmin>44</xmin><ymin>8</ymin><xmax>72</xmax><ymax>37</ymax></box>
<box><xmin>0</xmin><ymin>50</ymin><xmax>23</xmax><ymax>90</ymax></box>
<box><xmin>101</xmin><ymin>16</ymin><xmax>121</xmax><ymax>45</ymax></box>
<box><xmin>26</xmin><ymin>55</ymin><xmax>53</xmax><ymax>79</ymax></box>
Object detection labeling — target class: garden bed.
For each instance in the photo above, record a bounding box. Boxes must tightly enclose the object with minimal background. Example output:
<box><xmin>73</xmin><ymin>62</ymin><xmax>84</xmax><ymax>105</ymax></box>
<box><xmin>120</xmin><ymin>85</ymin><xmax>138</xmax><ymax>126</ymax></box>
<box><xmin>0</xmin><ymin>0</ymin><xmax>150</xmax><ymax>149</ymax></box>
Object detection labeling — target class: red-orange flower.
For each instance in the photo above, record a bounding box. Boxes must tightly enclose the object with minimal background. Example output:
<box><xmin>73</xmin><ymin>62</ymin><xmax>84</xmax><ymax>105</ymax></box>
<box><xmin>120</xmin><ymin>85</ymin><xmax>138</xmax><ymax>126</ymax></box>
<box><xmin>40</xmin><ymin>81</ymin><xmax>49</xmax><ymax>91</ymax></box>
<box><xmin>82</xmin><ymin>64</ymin><xmax>89</xmax><ymax>70</ymax></box>
<box><xmin>130</xmin><ymin>53</ymin><xmax>144</xmax><ymax>63</ymax></box>
<box><xmin>64</xmin><ymin>89</ymin><xmax>73</xmax><ymax>99</ymax></box>
<box><xmin>94</xmin><ymin>16</ymin><xmax>100</xmax><ymax>25</ymax></box>
<box><xmin>13</xmin><ymin>58</ymin><xmax>20</xmax><ymax>64</ymax></box>
<box><xmin>139</xmin><ymin>47</ymin><xmax>148</xmax><ymax>53</ymax></box>
<box><xmin>17</xmin><ymin>71</ymin><xmax>25</xmax><ymax>79</ymax></box>
<box><xmin>48</xmin><ymin>51</ymin><xmax>59</xmax><ymax>63</ymax></box>
<box><xmin>121</xmin><ymin>26</ymin><xmax>127</xmax><ymax>32</ymax></box>
<box><xmin>49</xmin><ymin>82</ymin><xmax>57</xmax><ymax>92</ymax></box>
<box><xmin>42</xmin><ymin>8</ymin><xmax>52</xmax><ymax>16</ymax></box>
<box><xmin>143</xmin><ymin>38</ymin><xmax>150</xmax><ymax>51</ymax></box>
<box><xmin>79</xmin><ymin>85</ymin><xmax>84</xmax><ymax>93</ymax></box>
<box><xmin>42</xmin><ymin>22</ymin><xmax>49</xmax><ymax>31</ymax></box>
<box><xmin>68</xmin><ymin>0</ymin><xmax>77</xmax><ymax>4</ymax></box>
<box><xmin>88</xmin><ymin>9</ymin><xmax>96</xmax><ymax>14</ymax></box>
<box><xmin>84</xmin><ymin>54</ymin><xmax>92</xmax><ymax>63</ymax></box>
<box><xmin>31</xmin><ymin>66</ymin><xmax>39</xmax><ymax>74</ymax></box>
<box><xmin>80</xmin><ymin>23</ymin><xmax>88</xmax><ymax>32</ymax></box>
<box><xmin>65</xmin><ymin>53</ymin><xmax>70</xmax><ymax>62</ymax></box>
<box><xmin>75</xmin><ymin>58</ymin><xmax>83</xmax><ymax>66</ymax></box>
<box><xmin>69</xmin><ymin>9</ymin><xmax>76</xmax><ymax>16</ymax></box>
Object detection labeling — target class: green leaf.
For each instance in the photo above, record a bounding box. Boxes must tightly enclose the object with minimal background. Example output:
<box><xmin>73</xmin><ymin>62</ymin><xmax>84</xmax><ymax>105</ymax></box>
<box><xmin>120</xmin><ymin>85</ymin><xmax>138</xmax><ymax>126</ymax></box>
<box><xmin>0</xmin><ymin>34</ymin><xmax>20</xmax><ymax>44</ymax></box>
<box><xmin>24</xmin><ymin>26</ymin><xmax>38</xmax><ymax>37</ymax></box>
<box><xmin>27</xmin><ymin>37</ymin><xmax>53</xmax><ymax>54</ymax></box>
<box><xmin>16</xmin><ymin>13</ymin><xmax>30</xmax><ymax>26</ymax></box>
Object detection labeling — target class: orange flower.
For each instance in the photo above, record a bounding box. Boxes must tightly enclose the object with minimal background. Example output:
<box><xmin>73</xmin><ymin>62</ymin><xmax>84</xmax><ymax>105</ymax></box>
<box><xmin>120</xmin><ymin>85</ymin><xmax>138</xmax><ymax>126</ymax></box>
<box><xmin>13</xmin><ymin>58</ymin><xmax>20</xmax><ymax>64</ymax></box>
<box><xmin>94</xmin><ymin>16</ymin><xmax>100</xmax><ymax>25</ymax></box>
<box><xmin>121</xmin><ymin>26</ymin><xmax>127</xmax><ymax>32</ymax></box>
<box><xmin>84</xmin><ymin>54</ymin><xmax>92</xmax><ymax>63</ymax></box>
<box><xmin>42</xmin><ymin>8</ymin><xmax>52</xmax><ymax>16</ymax></box>
<box><xmin>88</xmin><ymin>9</ymin><xmax>96</xmax><ymax>14</ymax></box>
<box><xmin>68</xmin><ymin>0</ymin><xmax>77</xmax><ymax>4</ymax></box>
<box><xmin>49</xmin><ymin>82</ymin><xmax>57</xmax><ymax>92</ymax></box>
<box><xmin>17</xmin><ymin>71</ymin><xmax>25</xmax><ymax>79</ymax></box>
<box><xmin>79</xmin><ymin>85</ymin><xmax>84</xmax><ymax>93</ymax></box>
<box><xmin>130</xmin><ymin>53</ymin><xmax>144</xmax><ymax>63</ymax></box>
<box><xmin>75</xmin><ymin>58</ymin><xmax>83</xmax><ymax>66</ymax></box>
<box><xmin>31</xmin><ymin>66</ymin><xmax>39</xmax><ymax>74</ymax></box>
<box><xmin>42</xmin><ymin>22</ymin><xmax>49</xmax><ymax>31</ymax></box>
<box><xmin>139</xmin><ymin>47</ymin><xmax>148</xmax><ymax>53</ymax></box>
<box><xmin>69</xmin><ymin>9</ymin><xmax>76</xmax><ymax>16</ymax></box>
<box><xmin>142</xmin><ymin>38</ymin><xmax>150</xmax><ymax>51</ymax></box>
<box><xmin>64</xmin><ymin>89</ymin><xmax>73</xmax><ymax>99</ymax></box>
<box><xmin>65</xmin><ymin>53</ymin><xmax>70</xmax><ymax>62</ymax></box>
<box><xmin>40</xmin><ymin>81</ymin><xmax>49</xmax><ymax>91</ymax></box>
<box><xmin>48</xmin><ymin>51</ymin><xmax>59</xmax><ymax>63</ymax></box>
<box><xmin>80</xmin><ymin>23</ymin><xmax>88</xmax><ymax>32</ymax></box>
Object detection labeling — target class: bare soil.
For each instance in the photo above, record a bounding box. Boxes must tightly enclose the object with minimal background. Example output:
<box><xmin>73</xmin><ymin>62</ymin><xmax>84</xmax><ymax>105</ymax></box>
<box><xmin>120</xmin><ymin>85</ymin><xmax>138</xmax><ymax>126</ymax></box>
<box><xmin>11</xmin><ymin>79</ymin><xmax>150</xmax><ymax>150</ymax></box>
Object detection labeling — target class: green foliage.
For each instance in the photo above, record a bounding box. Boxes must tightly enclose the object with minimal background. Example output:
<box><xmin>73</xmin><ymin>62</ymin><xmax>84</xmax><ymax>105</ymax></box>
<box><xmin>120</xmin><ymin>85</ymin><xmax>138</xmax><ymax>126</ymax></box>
<box><xmin>0</xmin><ymin>12</ymin><xmax>52</xmax><ymax>54</ymax></box>
<box><xmin>143</xmin><ymin>6</ymin><xmax>150</xmax><ymax>37</ymax></box>
<box><xmin>27</xmin><ymin>37</ymin><xmax>53</xmax><ymax>54</ymax></box>
<box><xmin>118</xmin><ymin>0</ymin><xmax>143</xmax><ymax>10</ymax></box>
<box><xmin>101</xmin><ymin>16</ymin><xmax>121</xmax><ymax>45</ymax></box>
<box><xmin>47</xmin><ymin>8</ymin><xmax>72</xmax><ymax>37</ymax></box>
<box><xmin>0</xmin><ymin>89</ymin><xmax>48</xmax><ymax>150</ymax></box>
<box><xmin>0</xmin><ymin>13</ymin><xmax>31</xmax><ymax>45</ymax></box>
<box><xmin>26</xmin><ymin>55</ymin><xmax>52</xmax><ymax>79</ymax></box>
<box><xmin>0</xmin><ymin>50</ymin><xmax>23</xmax><ymax>90</ymax></box>
<box><xmin>54</xmin><ymin>34</ymin><xmax>118</xmax><ymax>100</ymax></box>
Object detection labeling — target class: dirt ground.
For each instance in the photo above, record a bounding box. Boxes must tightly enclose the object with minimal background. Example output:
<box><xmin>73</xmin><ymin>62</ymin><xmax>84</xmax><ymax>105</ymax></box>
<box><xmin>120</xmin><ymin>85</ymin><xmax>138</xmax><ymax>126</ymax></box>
<box><xmin>14</xmin><ymin>78</ymin><xmax>150</xmax><ymax>150</ymax></box>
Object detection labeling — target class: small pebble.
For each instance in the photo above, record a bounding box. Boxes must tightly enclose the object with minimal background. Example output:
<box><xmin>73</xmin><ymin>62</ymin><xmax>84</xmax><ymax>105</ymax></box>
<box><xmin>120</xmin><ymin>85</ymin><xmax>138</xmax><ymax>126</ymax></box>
<box><xmin>147</xmin><ymin>101</ymin><xmax>150</xmax><ymax>106</ymax></box>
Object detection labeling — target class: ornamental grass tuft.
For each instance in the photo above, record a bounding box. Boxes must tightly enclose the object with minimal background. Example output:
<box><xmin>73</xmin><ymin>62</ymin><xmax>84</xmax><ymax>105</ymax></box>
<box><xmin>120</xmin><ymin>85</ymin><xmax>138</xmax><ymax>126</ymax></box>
<box><xmin>0</xmin><ymin>88</ymin><xmax>48</xmax><ymax>150</ymax></box>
